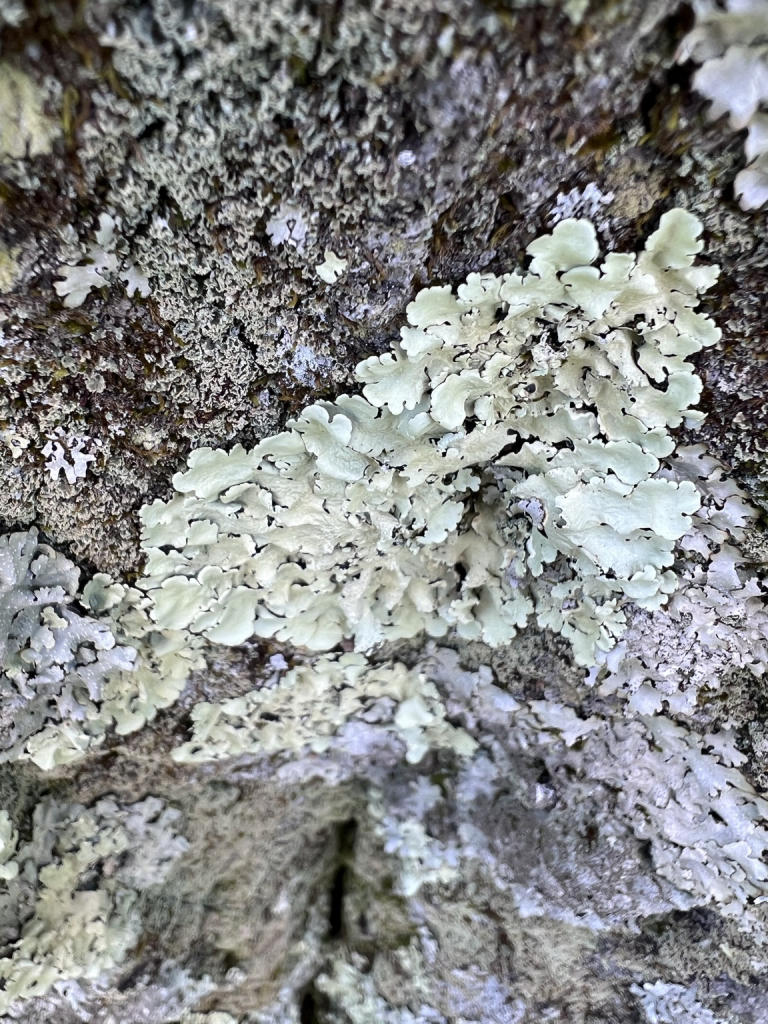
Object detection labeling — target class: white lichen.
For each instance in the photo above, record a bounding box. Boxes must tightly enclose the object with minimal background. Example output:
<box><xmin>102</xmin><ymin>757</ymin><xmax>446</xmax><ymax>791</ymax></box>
<box><xmin>138</xmin><ymin>209</ymin><xmax>720</xmax><ymax>668</ymax></box>
<box><xmin>513</xmin><ymin>697</ymin><xmax>768</xmax><ymax>926</ymax></box>
<box><xmin>549</xmin><ymin>182</ymin><xmax>615</xmax><ymax>225</ymax></box>
<box><xmin>266</xmin><ymin>203</ymin><xmax>311</xmax><ymax>251</ymax></box>
<box><xmin>315</xmin><ymin>248</ymin><xmax>348</xmax><ymax>284</ymax></box>
<box><xmin>632</xmin><ymin>981</ymin><xmax>729</xmax><ymax>1024</ymax></box>
<box><xmin>41</xmin><ymin>430</ymin><xmax>102</xmax><ymax>484</ymax></box>
<box><xmin>54</xmin><ymin>213</ymin><xmax>151</xmax><ymax>308</ymax></box>
<box><xmin>678</xmin><ymin>0</ymin><xmax>768</xmax><ymax>209</ymax></box>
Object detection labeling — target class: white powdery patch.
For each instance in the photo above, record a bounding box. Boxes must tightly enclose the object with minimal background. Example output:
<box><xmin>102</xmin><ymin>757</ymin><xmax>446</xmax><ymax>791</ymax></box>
<box><xmin>138</xmin><ymin>209</ymin><xmax>720</xmax><ymax>668</ymax></box>
<box><xmin>678</xmin><ymin>0</ymin><xmax>768</xmax><ymax>209</ymax></box>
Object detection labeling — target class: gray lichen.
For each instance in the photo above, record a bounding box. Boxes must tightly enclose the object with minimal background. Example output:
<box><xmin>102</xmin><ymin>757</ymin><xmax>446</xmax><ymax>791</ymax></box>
<box><xmin>0</xmin><ymin>528</ymin><xmax>135</xmax><ymax>764</ymax></box>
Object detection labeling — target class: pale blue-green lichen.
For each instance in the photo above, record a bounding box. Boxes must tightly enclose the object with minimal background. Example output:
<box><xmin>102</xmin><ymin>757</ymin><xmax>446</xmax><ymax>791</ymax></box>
<box><xmin>0</xmin><ymin>794</ymin><xmax>187</xmax><ymax>1014</ymax></box>
<box><xmin>138</xmin><ymin>209</ymin><xmax>719</xmax><ymax>668</ymax></box>
<box><xmin>0</xmin><ymin>529</ymin><xmax>135</xmax><ymax>764</ymax></box>
<box><xmin>0</xmin><ymin>529</ymin><xmax>203</xmax><ymax>770</ymax></box>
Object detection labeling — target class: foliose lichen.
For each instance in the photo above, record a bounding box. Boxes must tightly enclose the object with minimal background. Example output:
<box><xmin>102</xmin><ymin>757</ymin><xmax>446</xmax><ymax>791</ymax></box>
<box><xmin>0</xmin><ymin>528</ymin><xmax>135</xmax><ymax>764</ymax></box>
<box><xmin>0</xmin><ymin>528</ymin><xmax>203</xmax><ymax>770</ymax></box>
<box><xmin>0</xmin><ymin>793</ymin><xmax>187</xmax><ymax>1014</ymax></box>
<box><xmin>172</xmin><ymin>653</ymin><xmax>477</xmax><ymax>766</ymax></box>
<box><xmin>138</xmin><ymin>209</ymin><xmax>720</xmax><ymax>669</ymax></box>
<box><xmin>678</xmin><ymin>0</ymin><xmax>768</xmax><ymax>209</ymax></box>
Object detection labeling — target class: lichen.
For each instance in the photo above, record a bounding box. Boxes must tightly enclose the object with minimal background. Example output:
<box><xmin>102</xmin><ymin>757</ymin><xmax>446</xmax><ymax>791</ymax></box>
<box><xmin>632</xmin><ymin>981</ymin><xmax>729</xmax><ymax>1024</ymax></box>
<box><xmin>41</xmin><ymin>429</ymin><xmax>101</xmax><ymax>484</ymax></box>
<box><xmin>0</xmin><ymin>793</ymin><xmax>187</xmax><ymax>1014</ymax></box>
<box><xmin>138</xmin><ymin>209</ymin><xmax>719</xmax><ymax>668</ymax></box>
<box><xmin>0</xmin><ymin>529</ymin><xmax>202</xmax><ymax>770</ymax></box>
<box><xmin>0</xmin><ymin>62</ymin><xmax>59</xmax><ymax>162</ymax></box>
<box><xmin>595</xmin><ymin>444</ymin><xmax>768</xmax><ymax>716</ymax></box>
<box><xmin>678</xmin><ymin>0</ymin><xmax>768</xmax><ymax>209</ymax></box>
<box><xmin>0</xmin><ymin>528</ymin><xmax>136</xmax><ymax>765</ymax></box>
<box><xmin>172</xmin><ymin>653</ymin><xmax>476</xmax><ymax>766</ymax></box>
<box><xmin>54</xmin><ymin>212</ymin><xmax>151</xmax><ymax>309</ymax></box>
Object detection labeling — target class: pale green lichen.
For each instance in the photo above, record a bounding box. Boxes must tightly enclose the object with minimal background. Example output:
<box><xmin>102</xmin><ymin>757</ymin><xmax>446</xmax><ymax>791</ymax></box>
<box><xmin>0</xmin><ymin>244</ymin><xmax>21</xmax><ymax>294</ymax></box>
<box><xmin>0</xmin><ymin>63</ymin><xmax>58</xmax><ymax>163</ymax></box>
<box><xmin>172</xmin><ymin>653</ymin><xmax>477</xmax><ymax>765</ymax></box>
<box><xmin>139</xmin><ymin>210</ymin><xmax>719</xmax><ymax>667</ymax></box>
<box><xmin>316</xmin><ymin>957</ymin><xmax>447</xmax><ymax>1024</ymax></box>
<box><xmin>0</xmin><ymin>530</ymin><xmax>202</xmax><ymax>770</ymax></box>
<box><xmin>596</xmin><ymin>444</ymin><xmax>768</xmax><ymax>716</ymax></box>
<box><xmin>23</xmin><ymin>572</ymin><xmax>204</xmax><ymax>770</ymax></box>
<box><xmin>0</xmin><ymin>794</ymin><xmax>187</xmax><ymax>1014</ymax></box>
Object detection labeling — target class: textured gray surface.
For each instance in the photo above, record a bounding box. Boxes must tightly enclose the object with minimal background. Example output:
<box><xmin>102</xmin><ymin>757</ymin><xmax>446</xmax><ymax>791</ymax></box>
<box><xmin>2</xmin><ymin>1</ymin><xmax>768</xmax><ymax>1022</ymax></box>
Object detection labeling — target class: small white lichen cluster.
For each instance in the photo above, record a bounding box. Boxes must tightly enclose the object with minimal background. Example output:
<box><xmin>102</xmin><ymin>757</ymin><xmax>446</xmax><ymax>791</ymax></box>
<box><xmin>678</xmin><ymin>0</ymin><xmax>768</xmax><ymax>209</ymax></box>
<box><xmin>172</xmin><ymin>653</ymin><xmax>477</xmax><ymax>765</ymax></box>
<box><xmin>54</xmin><ymin>213</ymin><xmax>151</xmax><ymax>308</ymax></box>
<box><xmin>596</xmin><ymin>444</ymin><xmax>768</xmax><ymax>715</ymax></box>
<box><xmin>632</xmin><ymin>981</ymin><xmax>729</xmax><ymax>1024</ymax></box>
<box><xmin>549</xmin><ymin>182</ymin><xmax>615</xmax><ymax>225</ymax></box>
<box><xmin>0</xmin><ymin>529</ymin><xmax>202</xmax><ymax>771</ymax></box>
<box><xmin>0</xmin><ymin>426</ymin><xmax>29</xmax><ymax>460</ymax></box>
<box><xmin>41</xmin><ymin>427</ymin><xmax>102</xmax><ymax>485</ymax></box>
<box><xmin>315</xmin><ymin>248</ymin><xmax>349</xmax><ymax>284</ymax></box>
<box><xmin>265</xmin><ymin>203</ymin><xmax>312</xmax><ymax>252</ymax></box>
<box><xmin>0</xmin><ymin>529</ymin><xmax>136</xmax><ymax>764</ymax></box>
<box><xmin>0</xmin><ymin>794</ymin><xmax>187</xmax><ymax>1014</ymax></box>
<box><xmin>139</xmin><ymin>209</ymin><xmax>719</xmax><ymax>668</ymax></box>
